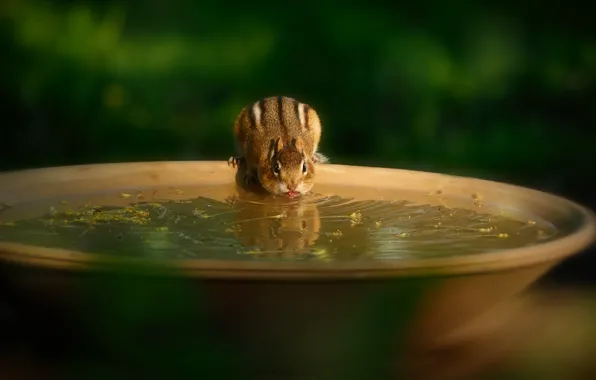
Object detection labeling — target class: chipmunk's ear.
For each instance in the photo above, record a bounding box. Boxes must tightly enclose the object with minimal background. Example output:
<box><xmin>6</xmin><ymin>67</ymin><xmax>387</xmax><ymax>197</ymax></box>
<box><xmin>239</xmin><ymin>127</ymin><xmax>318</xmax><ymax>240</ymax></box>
<box><xmin>275</xmin><ymin>137</ymin><xmax>284</xmax><ymax>153</ymax></box>
<box><xmin>292</xmin><ymin>137</ymin><xmax>304</xmax><ymax>152</ymax></box>
<box><xmin>269</xmin><ymin>137</ymin><xmax>284</xmax><ymax>161</ymax></box>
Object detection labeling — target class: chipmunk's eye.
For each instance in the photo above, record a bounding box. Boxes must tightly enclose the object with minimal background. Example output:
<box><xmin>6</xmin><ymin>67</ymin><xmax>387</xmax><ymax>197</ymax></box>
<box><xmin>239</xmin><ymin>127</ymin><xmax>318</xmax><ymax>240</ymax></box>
<box><xmin>273</xmin><ymin>161</ymin><xmax>281</xmax><ymax>175</ymax></box>
<box><xmin>302</xmin><ymin>161</ymin><xmax>307</xmax><ymax>174</ymax></box>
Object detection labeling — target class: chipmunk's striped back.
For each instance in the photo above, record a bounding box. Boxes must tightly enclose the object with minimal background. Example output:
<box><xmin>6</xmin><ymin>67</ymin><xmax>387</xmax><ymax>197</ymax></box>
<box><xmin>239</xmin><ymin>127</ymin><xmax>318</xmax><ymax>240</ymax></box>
<box><xmin>248</xmin><ymin>96</ymin><xmax>319</xmax><ymax>144</ymax></box>
<box><xmin>229</xmin><ymin>95</ymin><xmax>329</xmax><ymax>196</ymax></box>
<box><xmin>233</xmin><ymin>95</ymin><xmax>323</xmax><ymax>164</ymax></box>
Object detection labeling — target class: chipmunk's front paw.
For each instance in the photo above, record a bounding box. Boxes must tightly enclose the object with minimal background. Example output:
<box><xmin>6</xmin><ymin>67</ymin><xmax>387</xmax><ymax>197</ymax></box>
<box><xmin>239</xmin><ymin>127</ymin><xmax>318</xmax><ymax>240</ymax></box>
<box><xmin>243</xmin><ymin>170</ymin><xmax>258</xmax><ymax>187</ymax></box>
<box><xmin>227</xmin><ymin>156</ymin><xmax>244</xmax><ymax>168</ymax></box>
<box><xmin>242</xmin><ymin>174</ymin><xmax>252</xmax><ymax>187</ymax></box>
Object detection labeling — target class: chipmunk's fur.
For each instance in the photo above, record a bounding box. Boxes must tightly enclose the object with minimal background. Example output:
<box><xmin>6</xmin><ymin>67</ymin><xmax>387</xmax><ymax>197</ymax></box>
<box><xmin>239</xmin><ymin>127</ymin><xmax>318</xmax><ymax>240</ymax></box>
<box><xmin>228</xmin><ymin>96</ymin><xmax>328</xmax><ymax>197</ymax></box>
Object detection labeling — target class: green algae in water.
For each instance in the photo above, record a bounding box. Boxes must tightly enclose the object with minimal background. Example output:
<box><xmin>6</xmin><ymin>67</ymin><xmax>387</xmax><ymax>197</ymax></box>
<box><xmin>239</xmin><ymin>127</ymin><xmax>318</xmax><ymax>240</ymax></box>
<box><xmin>0</xmin><ymin>189</ymin><xmax>560</xmax><ymax>261</ymax></box>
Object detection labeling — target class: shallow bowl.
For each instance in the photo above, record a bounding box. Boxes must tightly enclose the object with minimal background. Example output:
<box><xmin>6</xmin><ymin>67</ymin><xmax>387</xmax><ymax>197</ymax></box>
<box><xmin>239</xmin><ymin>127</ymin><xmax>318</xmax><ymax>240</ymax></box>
<box><xmin>0</xmin><ymin>161</ymin><xmax>594</xmax><ymax>379</ymax></box>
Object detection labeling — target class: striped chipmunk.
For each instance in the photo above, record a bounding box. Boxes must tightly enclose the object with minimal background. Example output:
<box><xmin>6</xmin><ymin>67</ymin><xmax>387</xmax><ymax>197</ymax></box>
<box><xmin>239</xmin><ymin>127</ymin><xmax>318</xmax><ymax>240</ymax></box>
<box><xmin>228</xmin><ymin>96</ymin><xmax>329</xmax><ymax>198</ymax></box>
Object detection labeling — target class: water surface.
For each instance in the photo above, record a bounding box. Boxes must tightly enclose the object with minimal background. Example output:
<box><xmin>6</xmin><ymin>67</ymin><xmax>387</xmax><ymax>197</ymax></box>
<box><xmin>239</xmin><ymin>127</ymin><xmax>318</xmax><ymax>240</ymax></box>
<box><xmin>0</xmin><ymin>185</ymin><xmax>559</xmax><ymax>261</ymax></box>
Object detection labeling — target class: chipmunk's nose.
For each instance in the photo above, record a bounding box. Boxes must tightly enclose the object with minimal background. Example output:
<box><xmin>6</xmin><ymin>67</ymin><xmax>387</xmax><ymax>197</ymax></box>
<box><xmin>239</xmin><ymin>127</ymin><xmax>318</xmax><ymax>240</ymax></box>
<box><xmin>287</xmin><ymin>183</ymin><xmax>297</xmax><ymax>192</ymax></box>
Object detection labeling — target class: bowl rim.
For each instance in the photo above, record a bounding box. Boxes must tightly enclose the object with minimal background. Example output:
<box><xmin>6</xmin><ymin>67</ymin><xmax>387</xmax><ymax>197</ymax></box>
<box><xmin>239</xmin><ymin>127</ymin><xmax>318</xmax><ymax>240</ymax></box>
<box><xmin>0</xmin><ymin>161</ymin><xmax>594</xmax><ymax>280</ymax></box>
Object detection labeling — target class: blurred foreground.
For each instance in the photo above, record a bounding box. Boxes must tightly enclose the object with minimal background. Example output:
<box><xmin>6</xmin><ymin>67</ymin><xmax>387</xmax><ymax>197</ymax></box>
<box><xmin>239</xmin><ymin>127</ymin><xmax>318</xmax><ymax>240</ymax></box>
<box><xmin>1</xmin><ymin>285</ymin><xmax>596</xmax><ymax>380</ymax></box>
<box><xmin>1</xmin><ymin>1</ymin><xmax>595</xmax><ymax>379</ymax></box>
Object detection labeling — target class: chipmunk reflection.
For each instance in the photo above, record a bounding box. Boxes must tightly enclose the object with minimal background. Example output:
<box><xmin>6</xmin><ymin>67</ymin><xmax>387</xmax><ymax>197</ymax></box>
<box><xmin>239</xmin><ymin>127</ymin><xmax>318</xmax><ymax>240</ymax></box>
<box><xmin>232</xmin><ymin>196</ymin><xmax>321</xmax><ymax>258</ymax></box>
<box><xmin>230</xmin><ymin>159</ymin><xmax>377</xmax><ymax>260</ymax></box>
<box><xmin>229</xmin><ymin>154</ymin><xmax>320</xmax><ymax>258</ymax></box>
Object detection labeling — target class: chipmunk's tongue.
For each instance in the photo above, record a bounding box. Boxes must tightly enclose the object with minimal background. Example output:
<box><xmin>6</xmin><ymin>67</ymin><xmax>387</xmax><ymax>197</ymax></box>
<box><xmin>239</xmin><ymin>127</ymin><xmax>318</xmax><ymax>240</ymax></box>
<box><xmin>287</xmin><ymin>190</ymin><xmax>299</xmax><ymax>198</ymax></box>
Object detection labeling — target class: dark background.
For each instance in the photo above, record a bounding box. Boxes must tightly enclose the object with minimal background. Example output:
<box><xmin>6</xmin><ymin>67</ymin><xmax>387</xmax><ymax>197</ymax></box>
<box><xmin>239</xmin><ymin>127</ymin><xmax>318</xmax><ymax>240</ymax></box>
<box><xmin>1</xmin><ymin>1</ymin><xmax>596</xmax><ymax>378</ymax></box>
<box><xmin>1</xmin><ymin>0</ymin><xmax>594</xmax><ymax>283</ymax></box>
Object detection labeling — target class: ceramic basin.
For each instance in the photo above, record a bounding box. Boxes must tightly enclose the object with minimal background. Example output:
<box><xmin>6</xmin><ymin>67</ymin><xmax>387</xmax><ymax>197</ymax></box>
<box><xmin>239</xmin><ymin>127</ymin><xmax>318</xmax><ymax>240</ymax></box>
<box><xmin>0</xmin><ymin>161</ymin><xmax>594</xmax><ymax>379</ymax></box>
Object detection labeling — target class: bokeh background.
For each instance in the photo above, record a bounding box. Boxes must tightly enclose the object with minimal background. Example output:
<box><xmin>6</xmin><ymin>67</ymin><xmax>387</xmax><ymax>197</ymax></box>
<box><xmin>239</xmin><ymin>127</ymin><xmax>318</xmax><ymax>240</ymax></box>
<box><xmin>1</xmin><ymin>0</ymin><xmax>595</xmax><ymax>282</ymax></box>
<box><xmin>1</xmin><ymin>1</ymin><xmax>596</xmax><ymax>379</ymax></box>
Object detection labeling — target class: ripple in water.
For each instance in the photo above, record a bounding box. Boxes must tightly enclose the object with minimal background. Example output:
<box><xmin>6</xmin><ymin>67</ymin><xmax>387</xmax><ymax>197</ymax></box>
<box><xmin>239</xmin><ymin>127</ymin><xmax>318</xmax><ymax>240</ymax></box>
<box><xmin>0</xmin><ymin>186</ymin><xmax>560</xmax><ymax>261</ymax></box>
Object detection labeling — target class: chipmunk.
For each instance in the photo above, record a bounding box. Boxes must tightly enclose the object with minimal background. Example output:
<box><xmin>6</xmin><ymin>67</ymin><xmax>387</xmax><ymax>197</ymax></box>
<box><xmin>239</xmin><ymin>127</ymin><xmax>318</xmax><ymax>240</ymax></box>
<box><xmin>228</xmin><ymin>96</ymin><xmax>328</xmax><ymax>198</ymax></box>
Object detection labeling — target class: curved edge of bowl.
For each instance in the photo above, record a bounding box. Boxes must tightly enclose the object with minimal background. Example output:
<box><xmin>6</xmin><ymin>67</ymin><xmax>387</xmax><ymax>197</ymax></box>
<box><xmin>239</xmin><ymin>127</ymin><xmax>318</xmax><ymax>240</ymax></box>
<box><xmin>0</xmin><ymin>161</ymin><xmax>595</xmax><ymax>280</ymax></box>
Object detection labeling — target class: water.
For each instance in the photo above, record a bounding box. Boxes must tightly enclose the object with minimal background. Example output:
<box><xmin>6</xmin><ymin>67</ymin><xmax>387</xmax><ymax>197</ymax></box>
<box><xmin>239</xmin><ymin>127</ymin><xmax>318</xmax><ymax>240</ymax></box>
<box><xmin>0</xmin><ymin>185</ymin><xmax>560</xmax><ymax>262</ymax></box>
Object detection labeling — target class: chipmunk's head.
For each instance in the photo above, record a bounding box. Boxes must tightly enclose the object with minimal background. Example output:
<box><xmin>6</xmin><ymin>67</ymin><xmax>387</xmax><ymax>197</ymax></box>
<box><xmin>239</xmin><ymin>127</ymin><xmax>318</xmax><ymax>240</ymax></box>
<box><xmin>259</xmin><ymin>137</ymin><xmax>315</xmax><ymax>198</ymax></box>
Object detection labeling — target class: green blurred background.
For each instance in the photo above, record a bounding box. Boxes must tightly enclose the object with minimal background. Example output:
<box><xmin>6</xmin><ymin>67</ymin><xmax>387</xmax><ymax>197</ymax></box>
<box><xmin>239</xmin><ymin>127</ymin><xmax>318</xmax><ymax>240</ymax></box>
<box><xmin>1</xmin><ymin>2</ymin><xmax>596</xmax><ymax>378</ymax></box>
<box><xmin>0</xmin><ymin>0</ymin><xmax>595</xmax><ymax>275</ymax></box>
